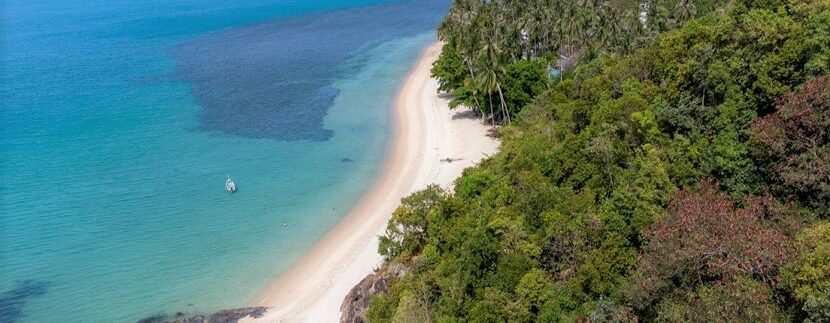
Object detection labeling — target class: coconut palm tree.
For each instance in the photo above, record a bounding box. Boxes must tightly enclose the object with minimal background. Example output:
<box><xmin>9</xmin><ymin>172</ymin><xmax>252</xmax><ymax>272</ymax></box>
<box><xmin>674</xmin><ymin>0</ymin><xmax>697</xmax><ymax>26</ymax></box>
<box><xmin>476</xmin><ymin>11</ymin><xmax>510</xmax><ymax>124</ymax></box>
<box><xmin>432</xmin><ymin>0</ymin><xmax>688</xmax><ymax>124</ymax></box>
<box><xmin>647</xmin><ymin>0</ymin><xmax>670</xmax><ymax>35</ymax></box>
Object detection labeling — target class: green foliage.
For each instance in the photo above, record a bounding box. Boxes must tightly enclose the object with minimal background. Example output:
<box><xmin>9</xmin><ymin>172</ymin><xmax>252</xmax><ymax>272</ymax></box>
<box><xmin>379</xmin><ymin>185</ymin><xmax>448</xmax><ymax>261</ymax></box>
<box><xmin>782</xmin><ymin>222</ymin><xmax>830</xmax><ymax>302</ymax></box>
<box><xmin>586</xmin><ymin>297</ymin><xmax>635</xmax><ymax>323</ymax></box>
<box><xmin>431</xmin><ymin>44</ymin><xmax>468</xmax><ymax>94</ymax></box>
<box><xmin>391</xmin><ymin>290</ymin><xmax>430</xmax><ymax>323</ymax></box>
<box><xmin>431</xmin><ymin>0</ymin><xmax>673</xmax><ymax>124</ymax></box>
<box><xmin>366</xmin><ymin>0</ymin><xmax>830</xmax><ymax>321</ymax></box>
<box><xmin>804</xmin><ymin>10</ymin><xmax>830</xmax><ymax>75</ymax></box>
<box><xmin>655</xmin><ymin>277</ymin><xmax>787</xmax><ymax>322</ymax></box>
<box><xmin>804</xmin><ymin>294</ymin><xmax>830</xmax><ymax>323</ymax></box>
<box><xmin>431</xmin><ymin>46</ymin><xmax>551</xmax><ymax>122</ymax></box>
<box><xmin>603</xmin><ymin>145</ymin><xmax>676</xmax><ymax>243</ymax></box>
<box><xmin>501</xmin><ymin>60</ymin><xmax>550</xmax><ymax>116</ymax></box>
<box><xmin>366</xmin><ymin>280</ymin><xmax>404</xmax><ymax>323</ymax></box>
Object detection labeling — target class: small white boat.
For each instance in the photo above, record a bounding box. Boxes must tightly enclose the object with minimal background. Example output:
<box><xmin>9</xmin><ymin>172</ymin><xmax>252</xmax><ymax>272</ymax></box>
<box><xmin>226</xmin><ymin>176</ymin><xmax>237</xmax><ymax>193</ymax></box>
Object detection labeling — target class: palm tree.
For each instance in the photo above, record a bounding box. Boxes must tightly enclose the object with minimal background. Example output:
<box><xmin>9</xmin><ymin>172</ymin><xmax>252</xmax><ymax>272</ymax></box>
<box><xmin>438</xmin><ymin>0</ymin><xmax>484</xmax><ymax>110</ymax></box>
<box><xmin>647</xmin><ymin>0</ymin><xmax>670</xmax><ymax>35</ymax></box>
<box><xmin>674</xmin><ymin>0</ymin><xmax>696</xmax><ymax>26</ymax></box>
<box><xmin>562</xmin><ymin>4</ymin><xmax>579</xmax><ymax>52</ymax></box>
<box><xmin>432</xmin><ymin>0</ymin><xmax>682</xmax><ymax>123</ymax></box>
<box><xmin>476</xmin><ymin>10</ymin><xmax>510</xmax><ymax>124</ymax></box>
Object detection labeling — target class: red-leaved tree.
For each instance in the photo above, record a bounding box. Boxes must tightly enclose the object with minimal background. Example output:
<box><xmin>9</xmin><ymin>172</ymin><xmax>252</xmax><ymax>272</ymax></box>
<box><xmin>751</xmin><ymin>75</ymin><xmax>830</xmax><ymax>216</ymax></box>
<box><xmin>628</xmin><ymin>180</ymin><xmax>795</xmax><ymax>310</ymax></box>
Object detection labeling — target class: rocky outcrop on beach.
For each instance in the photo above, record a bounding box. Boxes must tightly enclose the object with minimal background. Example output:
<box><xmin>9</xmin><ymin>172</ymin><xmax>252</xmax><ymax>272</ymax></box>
<box><xmin>137</xmin><ymin>306</ymin><xmax>267</xmax><ymax>323</ymax></box>
<box><xmin>340</xmin><ymin>264</ymin><xmax>408</xmax><ymax>323</ymax></box>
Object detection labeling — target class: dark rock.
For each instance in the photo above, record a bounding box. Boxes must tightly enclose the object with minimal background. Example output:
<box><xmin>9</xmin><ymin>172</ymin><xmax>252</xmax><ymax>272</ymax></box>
<box><xmin>340</xmin><ymin>264</ymin><xmax>407</xmax><ymax>323</ymax></box>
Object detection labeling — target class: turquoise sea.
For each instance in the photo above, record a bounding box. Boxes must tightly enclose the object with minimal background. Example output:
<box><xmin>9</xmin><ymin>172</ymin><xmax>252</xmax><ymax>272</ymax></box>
<box><xmin>0</xmin><ymin>1</ymin><xmax>448</xmax><ymax>322</ymax></box>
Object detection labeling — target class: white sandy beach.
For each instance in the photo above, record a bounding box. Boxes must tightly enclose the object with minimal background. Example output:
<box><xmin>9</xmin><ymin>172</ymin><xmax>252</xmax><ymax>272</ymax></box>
<box><xmin>243</xmin><ymin>42</ymin><xmax>499</xmax><ymax>323</ymax></box>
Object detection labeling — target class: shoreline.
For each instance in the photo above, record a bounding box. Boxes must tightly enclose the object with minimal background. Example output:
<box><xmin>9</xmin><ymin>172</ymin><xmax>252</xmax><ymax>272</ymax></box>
<box><xmin>242</xmin><ymin>42</ymin><xmax>499</xmax><ymax>322</ymax></box>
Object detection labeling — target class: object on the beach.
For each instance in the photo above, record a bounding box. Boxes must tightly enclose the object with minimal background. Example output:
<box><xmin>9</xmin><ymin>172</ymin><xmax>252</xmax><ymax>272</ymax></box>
<box><xmin>226</xmin><ymin>176</ymin><xmax>237</xmax><ymax>193</ymax></box>
<box><xmin>440</xmin><ymin>157</ymin><xmax>464</xmax><ymax>163</ymax></box>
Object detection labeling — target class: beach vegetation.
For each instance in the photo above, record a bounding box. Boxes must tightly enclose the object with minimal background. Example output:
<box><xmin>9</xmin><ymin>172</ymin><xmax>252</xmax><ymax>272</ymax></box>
<box><xmin>368</xmin><ymin>0</ymin><xmax>830</xmax><ymax>321</ymax></box>
<box><xmin>430</xmin><ymin>0</ymin><xmax>730</xmax><ymax>123</ymax></box>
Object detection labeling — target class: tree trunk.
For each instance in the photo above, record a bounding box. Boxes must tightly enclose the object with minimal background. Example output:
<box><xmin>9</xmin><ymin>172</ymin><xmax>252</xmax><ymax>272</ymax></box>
<box><xmin>465</xmin><ymin>59</ymin><xmax>482</xmax><ymax>115</ymax></box>
<box><xmin>472</xmin><ymin>96</ymin><xmax>482</xmax><ymax>117</ymax></box>
<box><xmin>488</xmin><ymin>93</ymin><xmax>495</xmax><ymax>126</ymax></box>
<box><xmin>497</xmin><ymin>83</ymin><xmax>510</xmax><ymax>124</ymax></box>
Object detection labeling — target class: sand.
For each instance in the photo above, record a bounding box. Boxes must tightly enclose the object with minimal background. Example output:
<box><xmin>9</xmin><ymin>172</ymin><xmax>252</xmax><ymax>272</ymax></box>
<box><xmin>242</xmin><ymin>42</ymin><xmax>499</xmax><ymax>323</ymax></box>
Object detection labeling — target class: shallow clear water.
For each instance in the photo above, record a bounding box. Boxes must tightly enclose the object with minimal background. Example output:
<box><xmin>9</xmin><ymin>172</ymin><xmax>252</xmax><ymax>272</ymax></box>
<box><xmin>0</xmin><ymin>1</ymin><xmax>448</xmax><ymax>322</ymax></box>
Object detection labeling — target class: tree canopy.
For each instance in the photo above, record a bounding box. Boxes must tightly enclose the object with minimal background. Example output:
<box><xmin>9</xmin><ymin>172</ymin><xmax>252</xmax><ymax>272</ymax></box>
<box><xmin>366</xmin><ymin>0</ymin><xmax>830</xmax><ymax>321</ymax></box>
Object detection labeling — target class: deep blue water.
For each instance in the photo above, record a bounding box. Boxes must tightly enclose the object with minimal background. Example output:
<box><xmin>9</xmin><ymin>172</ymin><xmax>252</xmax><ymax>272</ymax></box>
<box><xmin>0</xmin><ymin>0</ymin><xmax>448</xmax><ymax>322</ymax></box>
<box><xmin>173</xmin><ymin>1</ymin><xmax>449</xmax><ymax>140</ymax></box>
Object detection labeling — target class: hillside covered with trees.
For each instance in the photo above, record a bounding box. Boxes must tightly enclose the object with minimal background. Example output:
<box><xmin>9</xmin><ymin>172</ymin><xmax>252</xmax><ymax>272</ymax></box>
<box><xmin>364</xmin><ymin>0</ymin><xmax>830</xmax><ymax>321</ymax></box>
